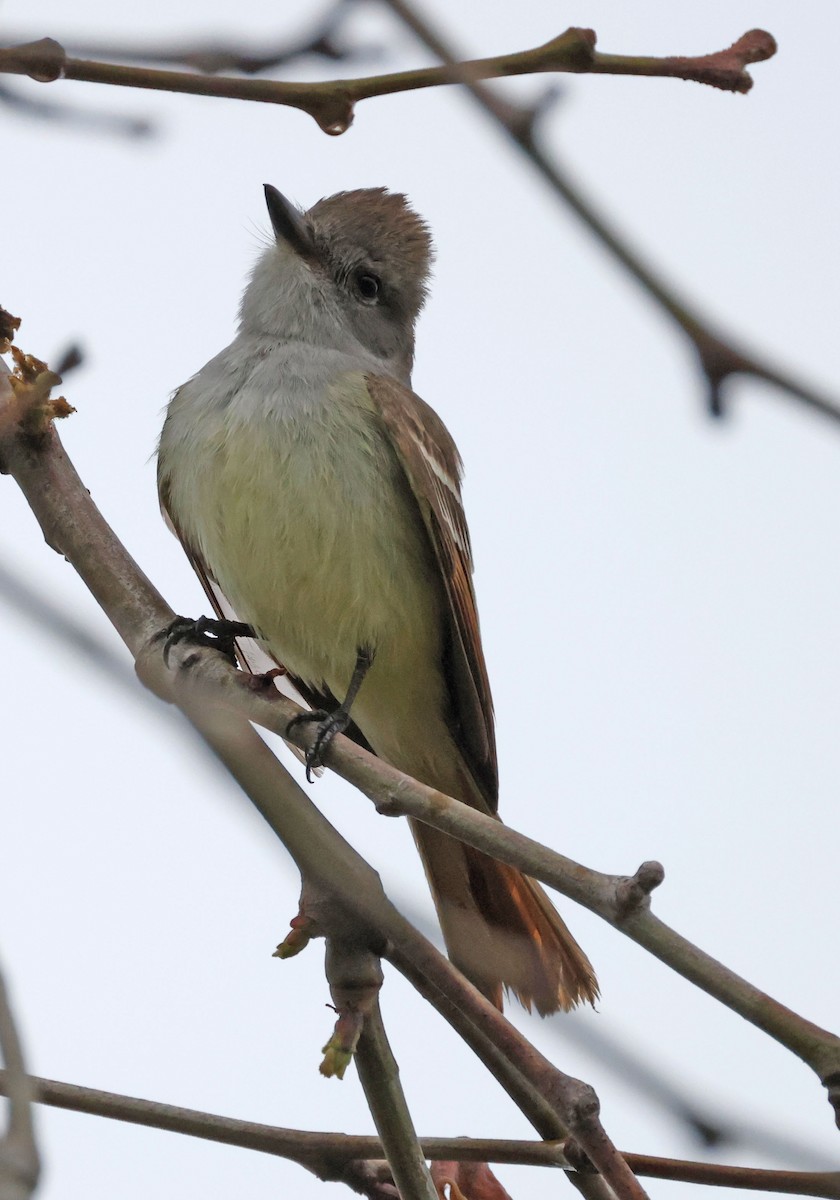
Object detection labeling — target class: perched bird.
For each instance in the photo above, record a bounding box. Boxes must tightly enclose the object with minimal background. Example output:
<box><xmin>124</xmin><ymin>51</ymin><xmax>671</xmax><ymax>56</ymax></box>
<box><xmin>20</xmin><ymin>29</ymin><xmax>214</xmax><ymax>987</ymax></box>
<box><xmin>158</xmin><ymin>185</ymin><xmax>598</xmax><ymax>1014</ymax></box>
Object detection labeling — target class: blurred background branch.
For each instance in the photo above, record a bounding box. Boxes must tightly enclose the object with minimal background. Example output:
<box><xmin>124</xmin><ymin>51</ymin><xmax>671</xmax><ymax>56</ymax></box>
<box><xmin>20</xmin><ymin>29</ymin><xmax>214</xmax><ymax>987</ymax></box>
<box><xmin>0</xmin><ymin>1</ymin><xmax>372</xmax><ymax>137</ymax></box>
<box><xmin>378</xmin><ymin>0</ymin><xmax>840</xmax><ymax>425</ymax></box>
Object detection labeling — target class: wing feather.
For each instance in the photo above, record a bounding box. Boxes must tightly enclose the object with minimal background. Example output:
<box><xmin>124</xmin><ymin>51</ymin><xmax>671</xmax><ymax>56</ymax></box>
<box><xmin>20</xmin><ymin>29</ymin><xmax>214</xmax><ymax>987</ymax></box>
<box><xmin>365</xmin><ymin>374</ymin><xmax>498</xmax><ymax>810</ymax></box>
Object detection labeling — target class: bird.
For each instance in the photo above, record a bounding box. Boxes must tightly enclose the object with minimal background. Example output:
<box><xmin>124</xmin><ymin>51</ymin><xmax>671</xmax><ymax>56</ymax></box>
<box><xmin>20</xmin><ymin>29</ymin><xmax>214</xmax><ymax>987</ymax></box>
<box><xmin>157</xmin><ymin>184</ymin><xmax>598</xmax><ymax>1015</ymax></box>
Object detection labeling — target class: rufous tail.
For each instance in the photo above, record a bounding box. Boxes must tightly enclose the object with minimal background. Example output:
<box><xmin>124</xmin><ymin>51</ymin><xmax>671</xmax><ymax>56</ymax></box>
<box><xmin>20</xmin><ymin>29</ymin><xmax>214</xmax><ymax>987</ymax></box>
<box><xmin>410</xmin><ymin>820</ymin><xmax>598</xmax><ymax>1015</ymax></box>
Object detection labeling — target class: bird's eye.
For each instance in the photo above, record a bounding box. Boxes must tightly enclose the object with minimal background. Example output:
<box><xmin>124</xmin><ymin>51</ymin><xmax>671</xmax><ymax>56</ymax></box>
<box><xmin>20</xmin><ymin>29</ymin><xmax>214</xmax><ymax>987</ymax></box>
<box><xmin>355</xmin><ymin>271</ymin><xmax>381</xmax><ymax>302</ymax></box>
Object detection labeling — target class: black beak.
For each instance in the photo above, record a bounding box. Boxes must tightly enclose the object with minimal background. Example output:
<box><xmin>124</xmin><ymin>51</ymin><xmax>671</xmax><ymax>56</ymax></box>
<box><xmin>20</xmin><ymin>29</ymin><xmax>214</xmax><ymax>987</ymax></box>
<box><xmin>263</xmin><ymin>184</ymin><xmax>314</xmax><ymax>260</ymax></box>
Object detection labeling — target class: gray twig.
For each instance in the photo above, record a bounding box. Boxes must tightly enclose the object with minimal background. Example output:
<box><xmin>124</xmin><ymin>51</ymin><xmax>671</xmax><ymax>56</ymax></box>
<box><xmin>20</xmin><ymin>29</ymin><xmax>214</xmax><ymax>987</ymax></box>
<box><xmin>2</xmin><ymin>1071</ymin><xmax>839</xmax><ymax>1197</ymax></box>
<box><xmin>378</xmin><ymin>0</ymin><xmax>839</xmax><ymax>426</ymax></box>
<box><xmin>0</xmin><ymin>965</ymin><xmax>40</xmax><ymax>1200</ymax></box>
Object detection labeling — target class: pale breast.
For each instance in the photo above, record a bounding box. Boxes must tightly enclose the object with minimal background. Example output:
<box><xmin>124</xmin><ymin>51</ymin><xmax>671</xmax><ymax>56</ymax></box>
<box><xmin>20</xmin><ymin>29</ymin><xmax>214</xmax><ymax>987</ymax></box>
<box><xmin>160</xmin><ymin>354</ymin><xmax>444</xmax><ymax>699</ymax></box>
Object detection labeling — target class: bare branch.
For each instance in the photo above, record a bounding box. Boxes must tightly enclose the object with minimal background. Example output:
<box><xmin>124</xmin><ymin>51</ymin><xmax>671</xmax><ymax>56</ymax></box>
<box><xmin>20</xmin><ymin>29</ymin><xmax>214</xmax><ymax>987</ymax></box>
<box><xmin>4</xmin><ymin>326</ymin><xmax>830</xmax><ymax>1134</ymax></box>
<box><xmin>0</xmin><ymin>2</ymin><xmax>366</xmax><ymax>135</ymax></box>
<box><xmin>3</xmin><ymin>1072</ymin><xmax>840</xmax><ymax>1198</ymax></box>
<box><xmin>590</xmin><ymin>30</ymin><xmax>777</xmax><ymax>93</ymax></box>
<box><xmin>0</xmin><ymin>78</ymin><xmax>152</xmax><ymax>136</ymax></box>
<box><xmin>0</xmin><ymin>965</ymin><xmax>40</xmax><ymax>1200</ymax></box>
<box><xmin>277</xmin><ymin>695</ymin><xmax>840</xmax><ymax>1126</ymax></box>
<box><xmin>148</xmin><ymin>636</ymin><xmax>840</xmax><ymax>1131</ymax></box>
<box><xmin>354</xmin><ymin>994</ymin><xmax>438</xmax><ymax>1200</ymax></box>
<box><xmin>0</xmin><ymin>344</ymin><xmax>648</xmax><ymax>1200</ymax></box>
<box><xmin>379</xmin><ymin>0</ymin><xmax>839</xmax><ymax>427</ymax></box>
<box><xmin>3</xmin><ymin>544</ymin><xmax>825</xmax><ymax>1168</ymax></box>
<box><xmin>54</xmin><ymin>4</ymin><xmax>370</xmax><ymax>75</ymax></box>
<box><xmin>0</xmin><ymin>26</ymin><xmax>775</xmax><ymax>137</ymax></box>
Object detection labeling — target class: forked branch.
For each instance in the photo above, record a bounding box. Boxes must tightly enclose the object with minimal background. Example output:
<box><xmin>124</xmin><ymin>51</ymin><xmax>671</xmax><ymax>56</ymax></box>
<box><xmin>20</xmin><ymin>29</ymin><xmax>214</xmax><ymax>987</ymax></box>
<box><xmin>0</xmin><ymin>332</ymin><xmax>648</xmax><ymax>1200</ymax></box>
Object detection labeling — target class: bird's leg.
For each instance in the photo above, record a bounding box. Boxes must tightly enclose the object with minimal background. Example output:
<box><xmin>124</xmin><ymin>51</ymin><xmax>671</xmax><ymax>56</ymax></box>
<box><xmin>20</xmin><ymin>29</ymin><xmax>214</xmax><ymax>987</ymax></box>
<box><xmin>287</xmin><ymin>646</ymin><xmax>375</xmax><ymax>782</ymax></box>
<box><xmin>162</xmin><ymin>614</ymin><xmax>255</xmax><ymax>667</ymax></box>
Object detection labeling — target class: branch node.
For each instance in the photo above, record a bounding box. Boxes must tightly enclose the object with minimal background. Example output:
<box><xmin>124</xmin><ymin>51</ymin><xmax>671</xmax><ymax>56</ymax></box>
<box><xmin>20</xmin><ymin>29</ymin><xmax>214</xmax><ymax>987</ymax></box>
<box><xmin>569</xmin><ymin>1084</ymin><xmax>601</xmax><ymax>1129</ymax></box>
<box><xmin>6</xmin><ymin>37</ymin><xmax>67</xmax><ymax>83</ymax></box>
<box><xmin>374</xmin><ymin>776</ymin><xmax>413</xmax><ymax>817</ymax></box>
<box><xmin>534</xmin><ymin>27</ymin><xmax>597</xmax><ymax>74</ymax></box>
<box><xmin>614</xmin><ymin>861</ymin><xmax>665</xmax><ymax>919</ymax></box>
<box><xmin>320</xmin><ymin>941</ymin><xmax>383</xmax><ymax>1079</ymax></box>
<box><xmin>562</xmin><ymin>1136</ymin><xmax>596</xmax><ymax>1174</ymax></box>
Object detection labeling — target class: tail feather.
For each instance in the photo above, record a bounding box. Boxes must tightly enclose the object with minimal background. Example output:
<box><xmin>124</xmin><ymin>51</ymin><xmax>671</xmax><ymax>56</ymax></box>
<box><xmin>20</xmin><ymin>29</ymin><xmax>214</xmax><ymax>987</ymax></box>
<box><xmin>411</xmin><ymin>820</ymin><xmax>598</xmax><ymax>1015</ymax></box>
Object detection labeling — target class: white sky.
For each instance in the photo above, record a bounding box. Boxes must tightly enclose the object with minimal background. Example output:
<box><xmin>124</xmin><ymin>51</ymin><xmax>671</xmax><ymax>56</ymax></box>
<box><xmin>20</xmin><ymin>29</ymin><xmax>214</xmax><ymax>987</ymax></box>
<box><xmin>2</xmin><ymin>3</ymin><xmax>839</xmax><ymax>1198</ymax></box>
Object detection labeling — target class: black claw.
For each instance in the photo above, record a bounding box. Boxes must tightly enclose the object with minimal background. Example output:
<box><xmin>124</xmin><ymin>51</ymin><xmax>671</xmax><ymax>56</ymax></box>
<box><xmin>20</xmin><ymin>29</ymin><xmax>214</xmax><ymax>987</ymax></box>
<box><xmin>286</xmin><ymin>708</ymin><xmax>350</xmax><ymax>782</ymax></box>
<box><xmin>162</xmin><ymin>615</ymin><xmax>255</xmax><ymax>668</ymax></box>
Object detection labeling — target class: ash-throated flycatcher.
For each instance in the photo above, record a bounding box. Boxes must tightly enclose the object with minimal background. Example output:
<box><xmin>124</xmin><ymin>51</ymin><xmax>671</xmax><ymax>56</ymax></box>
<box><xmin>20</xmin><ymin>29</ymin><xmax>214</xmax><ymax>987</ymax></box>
<box><xmin>158</xmin><ymin>185</ymin><xmax>598</xmax><ymax>1014</ymax></box>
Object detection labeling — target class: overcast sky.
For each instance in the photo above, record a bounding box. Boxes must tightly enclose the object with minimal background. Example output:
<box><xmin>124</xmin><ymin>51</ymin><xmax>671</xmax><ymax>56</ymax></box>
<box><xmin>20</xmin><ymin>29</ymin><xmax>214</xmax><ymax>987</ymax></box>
<box><xmin>2</xmin><ymin>3</ymin><xmax>839</xmax><ymax>1199</ymax></box>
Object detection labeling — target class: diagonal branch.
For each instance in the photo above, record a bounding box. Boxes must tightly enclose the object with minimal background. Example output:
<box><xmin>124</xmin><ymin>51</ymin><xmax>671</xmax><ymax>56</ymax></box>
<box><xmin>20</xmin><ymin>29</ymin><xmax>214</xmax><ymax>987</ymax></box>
<box><xmin>0</xmin><ymin>347</ymin><xmax>648</xmax><ymax>1200</ymax></box>
<box><xmin>0</xmin><ymin>78</ymin><xmax>152</xmax><ymax>137</ymax></box>
<box><xmin>321</xmin><ymin>937</ymin><xmax>437</xmax><ymax>1199</ymax></box>
<box><xmin>354</xmin><ymin>995</ymin><xmax>438</xmax><ymax>1200</ymax></box>
<box><xmin>0</xmin><ymin>557</ymin><xmax>828</xmax><ymax>1168</ymax></box>
<box><xmin>2</xmin><ymin>1071</ymin><xmax>839</xmax><ymax>1198</ymax></box>
<box><xmin>0</xmin><ymin>26</ymin><xmax>775</xmax><ymax>136</ymax></box>
<box><xmin>54</xmin><ymin>3</ymin><xmax>367</xmax><ymax>75</ymax></box>
<box><xmin>379</xmin><ymin>0</ymin><xmax>839</xmax><ymax>425</ymax></box>
<box><xmin>4</xmin><ymin>330</ymin><xmax>835</xmax><ymax>1136</ymax></box>
<box><xmin>219</xmin><ymin>665</ymin><xmax>840</xmax><ymax>1129</ymax></box>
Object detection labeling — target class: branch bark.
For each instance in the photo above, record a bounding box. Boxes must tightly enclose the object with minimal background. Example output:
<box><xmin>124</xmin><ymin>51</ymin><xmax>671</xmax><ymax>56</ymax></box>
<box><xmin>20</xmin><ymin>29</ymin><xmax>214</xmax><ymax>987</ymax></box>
<box><xmin>354</xmin><ymin>996</ymin><xmax>438</xmax><ymax>1200</ymax></box>
<box><xmin>2</xmin><ymin>1072</ymin><xmax>839</xmax><ymax>1198</ymax></box>
<box><xmin>234</xmin><ymin>669</ymin><xmax>840</xmax><ymax>1128</ymax></box>
<box><xmin>0</xmin><ymin>347</ymin><xmax>648</xmax><ymax>1200</ymax></box>
<box><xmin>0</xmin><ymin>26</ymin><xmax>775</xmax><ymax>136</ymax></box>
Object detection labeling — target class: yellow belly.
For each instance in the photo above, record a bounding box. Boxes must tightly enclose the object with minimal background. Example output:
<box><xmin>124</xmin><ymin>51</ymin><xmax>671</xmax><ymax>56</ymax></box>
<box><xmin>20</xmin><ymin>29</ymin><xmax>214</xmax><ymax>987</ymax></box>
<box><xmin>165</xmin><ymin>371</ymin><xmax>450</xmax><ymax>755</ymax></box>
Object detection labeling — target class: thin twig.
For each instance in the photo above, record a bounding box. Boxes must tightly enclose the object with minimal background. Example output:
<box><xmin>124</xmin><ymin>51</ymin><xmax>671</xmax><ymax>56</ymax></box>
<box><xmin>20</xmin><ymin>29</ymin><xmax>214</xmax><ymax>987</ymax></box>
<box><xmin>553</xmin><ymin>1014</ymin><xmax>837</xmax><ymax>1168</ymax></box>
<box><xmin>55</xmin><ymin>3</ymin><xmax>366</xmax><ymax>75</ymax></box>
<box><xmin>378</xmin><ymin>0</ymin><xmax>839</xmax><ymax>425</ymax></box>
<box><xmin>0</xmin><ymin>2</ymin><xmax>365</xmax><ymax>136</ymax></box>
<box><xmin>2</xmin><ymin>1072</ymin><xmax>839</xmax><ymax>1198</ymax></box>
<box><xmin>354</xmin><ymin>996</ymin><xmax>438</xmax><ymax>1200</ymax></box>
<box><xmin>0</xmin><ymin>78</ymin><xmax>152</xmax><ymax>136</ymax></box>
<box><xmin>0</xmin><ymin>966</ymin><xmax>40</xmax><ymax>1200</ymax></box>
<box><xmin>0</xmin><ymin>562</ymin><xmax>827</xmax><ymax>1168</ymax></box>
<box><xmin>231</xmin><ymin>672</ymin><xmax>840</xmax><ymax>1127</ymax></box>
<box><xmin>0</xmin><ymin>27</ymin><xmax>775</xmax><ymax>136</ymax></box>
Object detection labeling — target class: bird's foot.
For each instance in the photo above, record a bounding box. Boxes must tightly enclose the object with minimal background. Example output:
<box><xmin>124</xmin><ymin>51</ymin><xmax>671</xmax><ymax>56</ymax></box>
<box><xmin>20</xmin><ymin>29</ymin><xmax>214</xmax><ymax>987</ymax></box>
<box><xmin>162</xmin><ymin>615</ymin><xmax>255</xmax><ymax>668</ymax></box>
<box><xmin>286</xmin><ymin>707</ymin><xmax>351</xmax><ymax>782</ymax></box>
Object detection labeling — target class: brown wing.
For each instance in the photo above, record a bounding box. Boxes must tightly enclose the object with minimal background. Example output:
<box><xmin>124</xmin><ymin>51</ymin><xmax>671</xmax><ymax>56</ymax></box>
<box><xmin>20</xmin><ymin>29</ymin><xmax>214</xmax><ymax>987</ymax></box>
<box><xmin>366</xmin><ymin>374</ymin><xmax>498</xmax><ymax>810</ymax></box>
